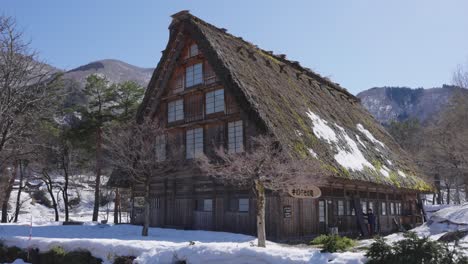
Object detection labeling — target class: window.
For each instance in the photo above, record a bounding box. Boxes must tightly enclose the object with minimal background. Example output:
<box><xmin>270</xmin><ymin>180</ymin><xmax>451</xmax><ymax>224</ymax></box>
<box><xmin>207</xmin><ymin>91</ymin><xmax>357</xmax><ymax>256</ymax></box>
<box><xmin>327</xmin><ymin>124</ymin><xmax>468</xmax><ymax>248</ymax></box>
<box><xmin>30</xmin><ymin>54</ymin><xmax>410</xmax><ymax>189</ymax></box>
<box><xmin>206</xmin><ymin>89</ymin><xmax>224</xmax><ymax>114</ymax></box>
<box><xmin>337</xmin><ymin>200</ymin><xmax>345</xmax><ymax>216</ymax></box>
<box><xmin>155</xmin><ymin>135</ymin><xmax>166</xmax><ymax>161</ymax></box>
<box><xmin>361</xmin><ymin>201</ymin><xmax>367</xmax><ymax>213</ymax></box>
<box><xmin>239</xmin><ymin>198</ymin><xmax>249</xmax><ymax>212</ymax></box>
<box><xmin>397</xmin><ymin>202</ymin><xmax>402</xmax><ymax>215</ymax></box>
<box><xmin>228</xmin><ymin>121</ymin><xmax>244</xmax><ymax>153</ymax></box>
<box><xmin>186</xmin><ymin>128</ymin><xmax>203</xmax><ymax>159</ymax></box>
<box><xmin>168</xmin><ymin>99</ymin><xmax>184</xmax><ymax>122</ymax></box>
<box><xmin>203</xmin><ymin>199</ymin><xmax>213</xmax><ymax>212</ymax></box>
<box><xmin>381</xmin><ymin>202</ymin><xmax>387</xmax><ymax>215</ymax></box>
<box><xmin>390</xmin><ymin>202</ymin><xmax>395</xmax><ymax>215</ymax></box>
<box><xmin>189</xmin><ymin>44</ymin><xmax>199</xmax><ymax>57</ymax></box>
<box><xmin>368</xmin><ymin>201</ymin><xmax>374</xmax><ymax>213</ymax></box>
<box><xmin>185</xmin><ymin>63</ymin><xmax>203</xmax><ymax>88</ymax></box>
<box><xmin>319</xmin><ymin>200</ymin><xmax>325</xmax><ymax>222</ymax></box>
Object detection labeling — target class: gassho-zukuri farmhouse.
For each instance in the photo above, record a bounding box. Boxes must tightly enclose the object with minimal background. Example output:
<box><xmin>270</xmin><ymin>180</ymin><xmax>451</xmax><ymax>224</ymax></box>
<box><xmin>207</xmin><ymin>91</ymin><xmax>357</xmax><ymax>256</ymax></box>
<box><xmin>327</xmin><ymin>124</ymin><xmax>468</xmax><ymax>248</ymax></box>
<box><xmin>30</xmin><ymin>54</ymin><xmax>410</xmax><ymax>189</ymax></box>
<box><xmin>109</xmin><ymin>10</ymin><xmax>432</xmax><ymax>241</ymax></box>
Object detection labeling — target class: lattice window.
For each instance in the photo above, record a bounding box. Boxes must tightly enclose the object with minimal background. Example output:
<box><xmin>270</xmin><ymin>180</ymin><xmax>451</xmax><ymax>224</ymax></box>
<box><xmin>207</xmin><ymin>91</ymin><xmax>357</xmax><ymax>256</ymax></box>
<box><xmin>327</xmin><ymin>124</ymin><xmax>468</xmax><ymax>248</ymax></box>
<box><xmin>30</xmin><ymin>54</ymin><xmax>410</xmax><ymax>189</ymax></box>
<box><xmin>228</xmin><ymin>120</ymin><xmax>243</xmax><ymax>153</ymax></box>
<box><xmin>206</xmin><ymin>89</ymin><xmax>224</xmax><ymax>114</ymax></box>
<box><xmin>337</xmin><ymin>200</ymin><xmax>345</xmax><ymax>216</ymax></box>
<box><xmin>186</xmin><ymin>127</ymin><xmax>203</xmax><ymax>159</ymax></box>
<box><xmin>185</xmin><ymin>63</ymin><xmax>203</xmax><ymax>88</ymax></box>
<box><xmin>319</xmin><ymin>200</ymin><xmax>325</xmax><ymax>222</ymax></box>
<box><xmin>168</xmin><ymin>99</ymin><xmax>184</xmax><ymax>123</ymax></box>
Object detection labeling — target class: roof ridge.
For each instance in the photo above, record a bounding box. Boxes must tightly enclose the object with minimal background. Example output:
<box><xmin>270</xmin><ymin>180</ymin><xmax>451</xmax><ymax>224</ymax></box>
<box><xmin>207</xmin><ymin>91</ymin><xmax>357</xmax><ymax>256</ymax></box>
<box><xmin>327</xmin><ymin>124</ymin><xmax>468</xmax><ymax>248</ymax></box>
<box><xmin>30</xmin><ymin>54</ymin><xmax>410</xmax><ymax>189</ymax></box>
<box><xmin>172</xmin><ymin>11</ymin><xmax>357</xmax><ymax>102</ymax></box>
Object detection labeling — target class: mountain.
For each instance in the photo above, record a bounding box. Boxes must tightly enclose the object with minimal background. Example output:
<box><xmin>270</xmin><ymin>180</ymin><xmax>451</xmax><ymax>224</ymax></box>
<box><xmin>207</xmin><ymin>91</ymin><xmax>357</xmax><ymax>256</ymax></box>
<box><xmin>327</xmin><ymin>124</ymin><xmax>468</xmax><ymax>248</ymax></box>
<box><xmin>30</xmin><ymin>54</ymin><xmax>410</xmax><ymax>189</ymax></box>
<box><xmin>357</xmin><ymin>85</ymin><xmax>463</xmax><ymax>124</ymax></box>
<box><xmin>63</xmin><ymin>59</ymin><xmax>154</xmax><ymax>88</ymax></box>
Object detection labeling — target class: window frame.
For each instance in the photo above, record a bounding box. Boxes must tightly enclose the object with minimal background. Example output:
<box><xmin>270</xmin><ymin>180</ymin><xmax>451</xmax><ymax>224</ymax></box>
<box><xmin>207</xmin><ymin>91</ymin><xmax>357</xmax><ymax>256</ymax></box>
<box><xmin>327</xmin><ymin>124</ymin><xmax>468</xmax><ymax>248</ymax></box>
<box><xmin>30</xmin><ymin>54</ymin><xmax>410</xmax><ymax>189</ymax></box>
<box><xmin>186</xmin><ymin>127</ymin><xmax>204</xmax><ymax>159</ymax></box>
<box><xmin>381</xmin><ymin>202</ymin><xmax>387</xmax><ymax>215</ymax></box>
<box><xmin>167</xmin><ymin>99</ymin><xmax>184</xmax><ymax>123</ymax></box>
<box><xmin>205</xmin><ymin>89</ymin><xmax>225</xmax><ymax>114</ymax></box>
<box><xmin>185</xmin><ymin>63</ymin><xmax>203</xmax><ymax>88</ymax></box>
<box><xmin>228</xmin><ymin>120</ymin><xmax>244</xmax><ymax>153</ymax></box>
<box><xmin>319</xmin><ymin>200</ymin><xmax>326</xmax><ymax>222</ymax></box>
<box><xmin>203</xmin><ymin>199</ymin><xmax>213</xmax><ymax>212</ymax></box>
<box><xmin>337</xmin><ymin>200</ymin><xmax>345</xmax><ymax>216</ymax></box>
<box><xmin>238</xmin><ymin>198</ymin><xmax>249</xmax><ymax>213</ymax></box>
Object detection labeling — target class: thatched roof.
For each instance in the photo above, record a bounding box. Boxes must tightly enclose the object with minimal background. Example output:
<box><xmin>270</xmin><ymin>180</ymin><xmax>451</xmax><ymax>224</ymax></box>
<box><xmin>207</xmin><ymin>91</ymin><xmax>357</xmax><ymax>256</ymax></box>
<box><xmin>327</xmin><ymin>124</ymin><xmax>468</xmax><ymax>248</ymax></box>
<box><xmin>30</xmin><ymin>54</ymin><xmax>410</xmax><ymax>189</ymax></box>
<box><xmin>138</xmin><ymin>11</ymin><xmax>431</xmax><ymax>192</ymax></box>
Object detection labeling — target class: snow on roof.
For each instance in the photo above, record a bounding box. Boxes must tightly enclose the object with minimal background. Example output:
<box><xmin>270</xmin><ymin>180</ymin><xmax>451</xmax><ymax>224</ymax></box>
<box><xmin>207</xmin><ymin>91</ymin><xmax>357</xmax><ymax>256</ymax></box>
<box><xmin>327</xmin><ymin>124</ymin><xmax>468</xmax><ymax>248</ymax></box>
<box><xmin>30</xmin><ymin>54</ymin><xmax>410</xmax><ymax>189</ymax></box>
<box><xmin>398</xmin><ymin>170</ymin><xmax>407</xmax><ymax>178</ymax></box>
<box><xmin>308</xmin><ymin>148</ymin><xmax>318</xmax><ymax>158</ymax></box>
<box><xmin>308</xmin><ymin>110</ymin><xmax>375</xmax><ymax>171</ymax></box>
<box><xmin>356</xmin><ymin>123</ymin><xmax>385</xmax><ymax>148</ymax></box>
<box><xmin>380</xmin><ymin>166</ymin><xmax>390</xmax><ymax>178</ymax></box>
<box><xmin>306</xmin><ymin>111</ymin><xmax>338</xmax><ymax>144</ymax></box>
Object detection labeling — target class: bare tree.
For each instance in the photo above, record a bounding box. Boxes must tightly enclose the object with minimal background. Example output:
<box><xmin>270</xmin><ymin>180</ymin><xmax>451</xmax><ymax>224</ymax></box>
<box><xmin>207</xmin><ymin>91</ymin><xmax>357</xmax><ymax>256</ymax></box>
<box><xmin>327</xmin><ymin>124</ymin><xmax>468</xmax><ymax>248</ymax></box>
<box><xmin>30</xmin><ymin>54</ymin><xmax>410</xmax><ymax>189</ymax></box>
<box><xmin>104</xmin><ymin>119</ymin><xmax>177</xmax><ymax>236</ymax></box>
<box><xmin>0</xmin><ymin>15</ymin><xmax>59</xmax><ymax>219</ymax></box>
<box><xmin>198</xmin><ymin>135</ymin><xmax>326</xmax><ymax>247</ymax></box>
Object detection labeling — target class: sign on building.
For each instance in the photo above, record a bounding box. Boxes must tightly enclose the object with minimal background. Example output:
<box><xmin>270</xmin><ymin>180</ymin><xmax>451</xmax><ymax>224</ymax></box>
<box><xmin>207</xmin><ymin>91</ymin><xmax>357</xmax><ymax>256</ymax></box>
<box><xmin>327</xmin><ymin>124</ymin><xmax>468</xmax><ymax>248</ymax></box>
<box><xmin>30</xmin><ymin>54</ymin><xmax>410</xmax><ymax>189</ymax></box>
<box><xmin>288</xmin><ymin>185</ymin><xmax>322</xmax><ymax>199</ymax></box>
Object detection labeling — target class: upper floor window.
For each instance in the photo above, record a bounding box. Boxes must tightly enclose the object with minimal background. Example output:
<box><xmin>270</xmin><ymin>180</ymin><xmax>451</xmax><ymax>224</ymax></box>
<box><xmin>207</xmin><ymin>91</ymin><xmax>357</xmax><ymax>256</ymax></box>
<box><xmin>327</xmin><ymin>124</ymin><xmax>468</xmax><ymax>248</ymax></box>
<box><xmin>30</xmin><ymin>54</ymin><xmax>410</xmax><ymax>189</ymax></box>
<box><xmin>168</xmin><ymin>99</ymin><xmax>184</xmax><ymax>123</ymax></box>
<box><xmin>185</xmin><ymin>63</ymin><xmax>203</xmax><ymax>88</ymax></box>
<box><xmin>186</xmin><ymin>127</ymin><xmax>203</xmax><ymax>159</ymax></box>
<box><xmin>155</xmin><ymin>134</ymin><xmax>166</xmax><ymax>161</ymax></box>
<box><xmin>228</xmin><ymin>120</ymin><xmax>243</xmax><ymax>153</ymax></box>
<box><xmin>206</xmin><ymin>89</ymin><xmax>224</xmax><ymax>114</ymax></box>
<box><xmin>189</xmin><ymin>44</ymin><xmax>199</xmax><ymax>57</ymax></box>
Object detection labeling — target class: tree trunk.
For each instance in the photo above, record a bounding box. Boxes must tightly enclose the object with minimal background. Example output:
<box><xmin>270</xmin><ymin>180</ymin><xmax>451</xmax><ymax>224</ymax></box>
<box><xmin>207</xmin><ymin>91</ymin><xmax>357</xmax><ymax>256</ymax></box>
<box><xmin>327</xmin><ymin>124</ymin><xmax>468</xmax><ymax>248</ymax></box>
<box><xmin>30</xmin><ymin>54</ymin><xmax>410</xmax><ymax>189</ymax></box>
<box><xmin>446</xmin><ymin>184</ymin><xmax>451</xmax><ymax>204</ymax></box>
<box><xmin>62</xmin><ymin>149</ymin><xmax>70</xmax><ymax>222</ymax></box>
<box><xmin>455</xmin><ymin>183</ymin><xmax>461</xmax><ymax>205</ymax></box>
<box><xmin>41</xmin><ymin>170</ymin><xmax>59</xmax><ymax>221</ymax></box>
<box><xmin>13</xmin><ymin>160</ymin><xmax>25</xmax><ymax>222</ymax></box>
<box><xmin>49</xmin><ymin>186</ymin><xmax>59</xmax><ymax>221</ymax></box>
<box><xmin>254</xmin><ymin>180</ymin><xmax>266</xmax><ymax>248</ymax></box>
<box><xmin>142</xmin><ymin>176</ymin><xmax>150</xmax><ymax>236</ymax></box>
<box><xmin>2</xmin><ymin>161</ymin><xmax>18</xmax><ymax>223</ymax></box>
<box><xmin>114</xmin><ymin>188</ymin><xmax>120</xmax><ymax>224</ymax></box>
<box><xmin>93</xmin><ymin>127</ymin><xmax>103</xmax><ymax>222</ymax></box>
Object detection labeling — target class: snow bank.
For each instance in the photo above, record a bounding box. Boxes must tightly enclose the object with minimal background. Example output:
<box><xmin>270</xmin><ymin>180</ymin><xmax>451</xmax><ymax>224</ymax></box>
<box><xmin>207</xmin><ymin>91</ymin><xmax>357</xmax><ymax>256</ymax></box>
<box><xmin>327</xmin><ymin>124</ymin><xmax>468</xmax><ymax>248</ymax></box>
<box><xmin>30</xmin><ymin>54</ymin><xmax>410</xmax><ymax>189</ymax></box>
<box><xmin>0</xmin><ymin>223</ymin><xmax>365</xmax><ymax>264</ymax></box>
<box><xmin>431</xmin><ymin>203</ymin><xmax>468</xmax><ymax>225</ymax></box>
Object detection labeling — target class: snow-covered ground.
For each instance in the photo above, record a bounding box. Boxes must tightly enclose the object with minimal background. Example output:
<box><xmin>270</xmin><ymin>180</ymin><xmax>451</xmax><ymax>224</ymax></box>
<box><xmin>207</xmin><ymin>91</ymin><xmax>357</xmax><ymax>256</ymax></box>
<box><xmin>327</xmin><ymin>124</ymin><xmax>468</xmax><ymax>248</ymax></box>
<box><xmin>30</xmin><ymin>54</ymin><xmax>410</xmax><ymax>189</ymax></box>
<box><xmin>1</xmin><ymin>183</ymin><xmax>468</xmax><ymax>263</ymax></box>
<box><xmin>2</xmin><ymin>176</ymin><xmax>130</xmax><ymax>224</ymax></box>
<box><xmin>0</xmin><ymin>223</ymin><xmax>366</xmax><ymax>264</ymax></box>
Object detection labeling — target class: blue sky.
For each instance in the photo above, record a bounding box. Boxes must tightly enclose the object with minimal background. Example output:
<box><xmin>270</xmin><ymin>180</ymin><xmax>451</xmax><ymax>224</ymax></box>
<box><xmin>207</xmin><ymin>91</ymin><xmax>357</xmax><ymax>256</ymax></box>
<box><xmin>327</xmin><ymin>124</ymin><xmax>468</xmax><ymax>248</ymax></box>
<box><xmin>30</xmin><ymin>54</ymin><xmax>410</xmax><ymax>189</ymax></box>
<box><xmin>3</xmin><ymin>0</ymin><xmax>468</xmax><ymax>94</ymax></box>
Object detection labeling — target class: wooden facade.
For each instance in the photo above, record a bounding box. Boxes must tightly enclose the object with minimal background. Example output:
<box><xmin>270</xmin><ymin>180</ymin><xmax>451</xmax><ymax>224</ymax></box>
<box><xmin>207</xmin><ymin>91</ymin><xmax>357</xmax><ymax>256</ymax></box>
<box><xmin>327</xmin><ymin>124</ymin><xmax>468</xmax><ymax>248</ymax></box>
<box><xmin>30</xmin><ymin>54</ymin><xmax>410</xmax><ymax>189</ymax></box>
<box><xmin>126</xmin><ymin>11</ymin><xmax>427</xmax><ymax>241</ymax></box>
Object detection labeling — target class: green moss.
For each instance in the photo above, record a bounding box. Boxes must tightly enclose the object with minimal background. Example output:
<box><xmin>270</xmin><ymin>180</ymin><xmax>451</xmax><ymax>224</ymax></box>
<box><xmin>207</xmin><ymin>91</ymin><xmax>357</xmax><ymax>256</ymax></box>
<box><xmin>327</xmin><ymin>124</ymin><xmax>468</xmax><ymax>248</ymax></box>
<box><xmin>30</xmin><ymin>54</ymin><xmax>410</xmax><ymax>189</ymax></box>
<box><xmin>339</xmin><ymin>166</ymin><xmax>351</xmax><ymax>179</ymax></box>
<box><xmin>320</xmin><ymin>163</ymin><xmax>339</xmax><ymax>175</ymax></box>
<box><xmin>292</xmin><ymin>141</ymin><xmax>309</xmax><ymax>158</ymax></box>
<box><xmin>388</xmin><ymin>172</ymin><xmax>401</xmax><ymax>188</ymax></box>
<box><xmin>258</xmin><ymin>50</ymin><xmax>281</xmax><ymax>64</ymax></box>
<box><xmin>372</xmin><ymin>160</ymin><xmax>382</xmax><ymax>170</ymax></box>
